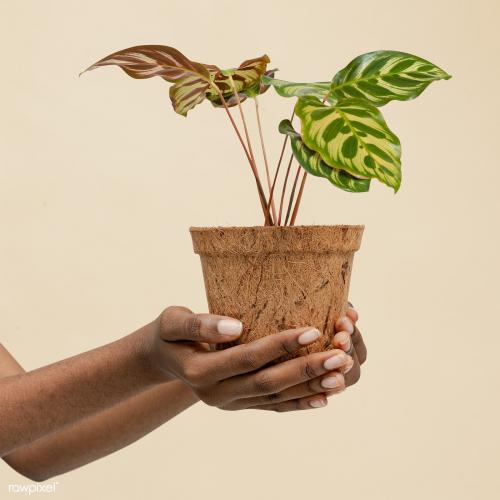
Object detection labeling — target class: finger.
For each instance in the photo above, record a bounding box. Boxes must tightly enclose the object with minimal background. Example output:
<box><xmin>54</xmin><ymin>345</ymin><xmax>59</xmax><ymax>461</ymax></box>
<box><xmin>159</xmin><ymin>306</ymin><xmax>243</xmax><ymax>344</ymax></box>
<box><xmin>332</xmin><ymin>331</ymin><xmax>361</xmax><ymax>387</ymax></box>
<box><xmin>336</xmin><ymin>309</ymin><xmax>367</xmax><ymax>366</ymax></box>
<box><xmin>335</xmin><ymin>315</ymin><xmax>354</xmax><ymax>335</ymax></box>
<box><xmin>219</xmin><ymin>349</ymin><xmax>349</xmax><ymax>399</ymax></box>
<box><xmin>250</xmin><ymin>395</ymin><xmax>329</xmax><ymax>412</ymax></box>
<box><xmin>352</xmin><ymin>325</ymin><xmax>367</xmax><ymax>365</ymax></box>
<box><xmin>199</xmin><ymin>326</ymin><xmax>324</xmax><ymax>381</ymax></box>
<box><xmin>346</xmin><ymin>306</ymin><xmax>358</xmax><ymax>324</ymax></box>
<box><xmin>225</xmin><ymin>370</ymin><xmax>346</xmax><ymax>409</ymax></box>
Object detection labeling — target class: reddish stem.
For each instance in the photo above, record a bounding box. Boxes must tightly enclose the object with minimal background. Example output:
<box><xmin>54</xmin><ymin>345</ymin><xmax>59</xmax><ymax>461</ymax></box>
<box><xmin>215</xmin><ymin>86</ymin><xmax>272</xmax><ymax>225</ymax></box>
<box><xmin>284</xmin><ymin>164</ymin><xmax>301</xmax><ymax>226</ymax></box>
<box><xmin>278</xmin><ymin>153</ymin><xmax>294</xmax><ymax>226</ymax></box>
<box><xmin>254</xmin><ymin>97</ymin><xmax>277</xmax><ymax>222</ymax></box>
<box><xmin>290</xmin><ymin>170</ymin><xmax>308</xmax><ymax>226</ymax></box>
<box><xmin>286</xmin><ymin>95</ymin><xmax>329</xmax><ymax>224</ymax></box>
<box><xmin>267</xmin><ymin>111</ymin><xmax>295</xmax><ymax>219</ymax></box>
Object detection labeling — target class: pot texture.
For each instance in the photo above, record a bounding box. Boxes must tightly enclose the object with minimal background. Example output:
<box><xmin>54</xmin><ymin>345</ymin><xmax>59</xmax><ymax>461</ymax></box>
<box><xmin>190</xmin><ymin>225</ymin><xmax>364</xmax><ymax>359</ymax></box>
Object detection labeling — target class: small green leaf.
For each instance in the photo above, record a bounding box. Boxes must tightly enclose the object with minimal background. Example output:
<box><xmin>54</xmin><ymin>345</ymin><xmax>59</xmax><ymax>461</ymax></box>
<box><xmin>279</xmin><ymin>119</ymin><xmax>370</xmax><ymax>193</ymax></box>
<box><xmin>330</xmin><ymin>50</ymin><xmax>451</xmax><ymax>106</ymax></box>
<box><xmin>262</xmin><ymin>76</ymin><xmax>333</xmax><ymax>102</ymax></box>
<box><xmin>294</xmin><ymin>96</ymin><xmax>401</xmax><ymax>191</ymax></box>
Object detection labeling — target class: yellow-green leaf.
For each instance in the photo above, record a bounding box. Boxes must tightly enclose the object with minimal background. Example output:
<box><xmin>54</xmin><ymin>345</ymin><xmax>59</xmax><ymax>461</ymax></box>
<box><xmin>279</xmin><ymin>119</ymin><xmax>370</xmax><ymax>193</ymax></box>
<box><xmin>262</xmin><ymin>76</ymin><xmax>332</xmax><ymax>101</ymax></box>
<box><xmin>330</xmin><ymin>50</ymin><xmax>451</xmax><ymax>106</ymax></box>
<box><xmin>295</xmin><ymin>96</ymin><xmax>402</xmax><ymax>191</ymax></box>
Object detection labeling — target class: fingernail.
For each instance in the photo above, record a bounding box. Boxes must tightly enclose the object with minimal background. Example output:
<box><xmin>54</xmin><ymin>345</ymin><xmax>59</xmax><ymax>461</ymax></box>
<box><xmin>343</xmin><ymin>356</ymin><xmax>354</xmax><ymax>373</ymax></box>
<box><xmin>217</xmin><ymin>318</ymin><xmax>243</xmax><ymax>336</ymax></box>
<box><xmin>338</xmin><ymin>332</ymin><xmax>351</xmax><ymax>351</ymax></box>
<box><xmin>298</xmin><ymin>328</ymin><xmax>321</xmax><ymax>345</ymax></box>
<box><xmin>309</xmin><ymin>398</ymin><xmax>327</xmax><ymax>408</ymax></box>
<box><xmin>321</xmin><ymin>375</ymin><xmax>341</xmax><ymax>389</ymax></box>
<box><xmin>323</xmin><ymin>353</ymin><xmax>346</xmax><ymax>370</ymax></box>
<box><xmin>338</xmin><ymin>316</ymin><xmax>354</xmax><ymax>334</ymax></box>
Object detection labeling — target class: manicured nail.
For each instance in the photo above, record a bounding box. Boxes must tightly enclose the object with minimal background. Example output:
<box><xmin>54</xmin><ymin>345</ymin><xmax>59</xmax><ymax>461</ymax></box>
<box><xmin>309</xmin><ymin>398</ymin><xmax>327</xmax><ymax>408</ymax></box>
<box><xmin>323</xmin><ymin>353</ymin><xmax>346</xmax><ymax>370</ymax></box>
<box><xmin>337</xmin><ymin>332</ymin><xmax>351</xmax><ymax>351</ymax></box>
<box><xmin>347</xmin><ymin>307</ymin><xmax>359</xmax><ymax>322</ymax></box>
<box><xmin>338</xmin><ymin>316</ymin><xmax>354</xmax><ymax>334</ymax></box>
<box><xmin>217</xmin><ymin>318</ymin><xmax>243</xmax><ymax>336</ymax></box>
<box><xmin>321</xmin><ymin>375</ymin><xmax>341</xmax><ymax>389</ymax></box>
<box><xmin>298</xmin><ymin>328</ymin><xmax>321</xmax><ymax>345</ymax></box>
<box><xmin>343</xmin><ymin>356</ymin><xmax>354</xmax><ymax>373</ymax></box>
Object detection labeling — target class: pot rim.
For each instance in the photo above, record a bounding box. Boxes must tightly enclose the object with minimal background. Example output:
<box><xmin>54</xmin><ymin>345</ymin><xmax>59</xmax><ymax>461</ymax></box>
<box><xmin>190</xmin><ymin>224</ymin><xmax>365</xmax><ymax>255</ymax></box>
<box><xmin>190</xmin><ymin>224</ymin><xmax>365</xmax><ymax>232</ymax></box>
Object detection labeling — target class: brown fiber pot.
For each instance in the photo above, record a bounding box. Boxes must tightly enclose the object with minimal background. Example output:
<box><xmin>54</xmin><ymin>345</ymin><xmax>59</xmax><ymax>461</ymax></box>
<box><xmin>190</xmin><ymin>225</ymin><xmax>364</xmax><ymax>360</ymax></box>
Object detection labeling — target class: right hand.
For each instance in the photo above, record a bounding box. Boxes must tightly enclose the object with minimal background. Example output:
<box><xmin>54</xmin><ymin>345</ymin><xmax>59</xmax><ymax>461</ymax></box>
<box><xmin>147</xmin><ymin>306</ymin><xmax>354</xmax><ymax>412</ymax></box>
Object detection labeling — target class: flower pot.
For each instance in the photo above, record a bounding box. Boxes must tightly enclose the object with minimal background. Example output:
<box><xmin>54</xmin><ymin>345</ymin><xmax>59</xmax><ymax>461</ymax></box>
<box><xmin>190</xmin><ymin>225</ymin><xmax>364</xmax><ymax>359</ymax></box>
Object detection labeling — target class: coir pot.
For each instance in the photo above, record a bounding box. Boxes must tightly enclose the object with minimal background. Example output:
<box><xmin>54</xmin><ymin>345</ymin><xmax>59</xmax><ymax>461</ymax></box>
<box><xmin>190</xmin><ymin>225</ymin><xmax>364</xmax><ymax>359</ymax></box>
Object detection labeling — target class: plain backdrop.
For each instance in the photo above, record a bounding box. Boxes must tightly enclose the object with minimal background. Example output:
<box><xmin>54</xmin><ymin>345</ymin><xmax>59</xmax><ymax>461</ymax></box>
<box><xmin>1</xmin><ymin>0</ymin><xmax>499</xmax><ymax>499</ymax></box>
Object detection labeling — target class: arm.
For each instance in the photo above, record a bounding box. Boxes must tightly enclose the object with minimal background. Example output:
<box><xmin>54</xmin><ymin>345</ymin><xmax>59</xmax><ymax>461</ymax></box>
<box><xmin>1</xmin><ymin>305</ymin><xmax>364</xmax><ymax>481</ymax></box>
<box><xmin>0</xmin><ymin>323</ymin><xmax>167</xmax><ymax>458</ymax></box>
<box><xmin>1</xmin><ymin>344</ymin><xmax>198</xmax><ymax>481</ymax></box>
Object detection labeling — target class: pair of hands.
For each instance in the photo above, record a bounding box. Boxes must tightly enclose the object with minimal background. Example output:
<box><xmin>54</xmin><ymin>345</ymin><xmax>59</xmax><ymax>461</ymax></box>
<box><xmin>147</xmin><ymin>305</ymin><xmax>366</xmax><ymax>412</ymax></box>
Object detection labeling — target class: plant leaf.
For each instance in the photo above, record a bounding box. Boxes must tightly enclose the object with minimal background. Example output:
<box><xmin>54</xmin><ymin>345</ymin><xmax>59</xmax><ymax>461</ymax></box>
<box><xmin>81</xmin><ymin>45</ymin><xmax>213</xmax><ymax>116</ymax></box>
<box><xmin>262</xmin><ymin>76</ymin><xmax>332</xmax><ymax>101</ymax></box>
<box><xmin>294</xmin><ymin>96</ymin><xmax>402</xmax><ymax>191</ymax></box>
<box><xmin>205</xmin><ymin>55</ymin><xmax>270</xmax><ymax>103</ymax></box>
<box><xmin>279</xmin><ymin>119</ymin><xmax>370</xmax><ymax>193</ymax></box>
<box><xmin>208</xmin><ymin>69</ymin><xmax>277</xmax><ymax>108</ymax></box>
<box><xmin>330</xmin><ymin>50</ymin><xmax>451</xmax><ymax>106</ymax></box>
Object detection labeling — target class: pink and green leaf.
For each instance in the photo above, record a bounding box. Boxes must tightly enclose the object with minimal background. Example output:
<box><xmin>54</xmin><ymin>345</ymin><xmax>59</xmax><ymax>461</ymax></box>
<box><xmin>82</xmin><ymin>45</ymin><xmax>214</xmax><ymax>116</ymax></box>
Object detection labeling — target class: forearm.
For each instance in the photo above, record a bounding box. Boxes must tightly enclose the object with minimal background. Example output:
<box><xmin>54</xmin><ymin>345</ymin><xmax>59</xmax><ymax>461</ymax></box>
<box><xmin>0</xmin><ymin>322</ymin><xmax>166</xmax><ymax>456</ymax></box>
<box><xmin>5</xmin><ymin>380</ymin><xmax>199</xmax><ymax>481</ymax></box>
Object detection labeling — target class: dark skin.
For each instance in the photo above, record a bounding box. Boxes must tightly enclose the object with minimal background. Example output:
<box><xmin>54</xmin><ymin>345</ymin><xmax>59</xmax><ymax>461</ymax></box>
<box><xmin>1</xmin><ymin>304</ymin><xmax>366</xmax><ymax>480</ymax></box>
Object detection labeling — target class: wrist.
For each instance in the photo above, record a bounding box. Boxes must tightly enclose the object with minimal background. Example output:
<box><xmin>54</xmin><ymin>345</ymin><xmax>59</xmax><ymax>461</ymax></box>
<box><xmin>128</xmin><ymin>320</ymin><xmax>172</xmax><ymax>385</ymax></box>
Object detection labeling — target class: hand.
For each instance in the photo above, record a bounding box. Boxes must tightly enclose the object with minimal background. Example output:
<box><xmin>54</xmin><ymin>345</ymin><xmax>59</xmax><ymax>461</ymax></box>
<box><xmin>330</xmin><ymin>302</ymin><xmax>367</xmax><ymax>392</ymax></box>
<box><xmin>147</xmin><ymin>306</ymin><xmax>358</xmax><ymax>412</ymax></box>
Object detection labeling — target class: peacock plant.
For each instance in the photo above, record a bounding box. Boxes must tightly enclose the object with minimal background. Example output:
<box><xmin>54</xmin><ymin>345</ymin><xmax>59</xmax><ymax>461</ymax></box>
<box><xmin>82</xmin><ymin>47</ymin><xmax>450</xmax><ymax>226</ymax></box>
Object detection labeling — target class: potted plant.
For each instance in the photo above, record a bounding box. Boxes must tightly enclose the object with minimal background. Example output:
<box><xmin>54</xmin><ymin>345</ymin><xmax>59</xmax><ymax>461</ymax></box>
<box><xmin>82</xmin><ymin>46</ymin><xmax>450</xmax><ymax>358</ymax></box>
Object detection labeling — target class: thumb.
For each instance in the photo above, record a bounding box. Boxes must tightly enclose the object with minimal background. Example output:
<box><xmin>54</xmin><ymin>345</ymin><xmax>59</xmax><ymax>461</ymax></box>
<box><xmin>159</xmin><ymin>306</ymin><xmax>243</xmax><ymax>344</ymax></box>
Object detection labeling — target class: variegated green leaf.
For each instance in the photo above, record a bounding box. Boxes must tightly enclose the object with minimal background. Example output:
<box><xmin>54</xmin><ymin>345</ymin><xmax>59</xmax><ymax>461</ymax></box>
<box><xmin>330</xmin><ymin>50</ymin><xmax>451</xmax><ymax>106</ymax></box>
<box><xmin>262</xmin><ymin>75</ymin><xmax>332</xmax><ymax>101</ymax></box>
<box><xmin>205</xmin><ymin>55</ymin><xmax>270</xmax><ymax>104</ymax></box>
<box><xmin>295</xmin><ymin>96</ymin><xmax>401</xmax><ymax>191</ymax></box>
<box><xmin>82</xmin><ymin>45</ymin><xmax>213</xmax><ymax>116</ymax></box>
<box><xmin>208</xmin><ymin>69</ymin><xmax>277</xmax><ymax>108</ymax></box>
<box><xmin>279</xmin><ymin>119</ymin><xmax>370</xmax><ymax>193</ymax></box>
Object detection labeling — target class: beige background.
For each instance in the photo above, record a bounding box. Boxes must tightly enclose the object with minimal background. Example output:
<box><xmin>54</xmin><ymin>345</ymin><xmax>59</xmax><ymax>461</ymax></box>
<box><xmin>1</xmin><ymin>0</ymin><xmax>499</xmax><ymax>498</ymax></box>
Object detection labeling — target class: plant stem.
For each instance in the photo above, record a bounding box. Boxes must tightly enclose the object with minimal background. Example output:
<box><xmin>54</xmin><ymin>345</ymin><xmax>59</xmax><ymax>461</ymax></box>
<box><xmin>268</xmin><ymin>110</ymin><xmax>294</xmax><ymax>221</ymax></box>
<box><xmin>228</xmin><ymin>76</ymin><xmax>257</xmax><ymax>166</ymax></box>
<box><xmin>287</xmin><ymin>95</ymin><xmax>329</xmax><ymax>225</ymax></box>
<box><xmin>284</xmin><ymin>164</ymin><xmax>301</xmax><ymax>226</ymax></box>
<box><xmin>278</xmin><ymin>153</ymin><xmax>294</xmax><ymax>225</ymax></box>
<box><xmin>210</xmin><ymin>82</ymin><xmax>272</xmax><ymax>225</ymax></box>
<box><xmin>226</xmin><ymin>75</ymin><xmax>273</xmax><ymax>225</ymax></box>
<box><xmin>290</xmin><ymin>170</ymin><xmax>308</xmax><ymax>226</ymax></box>
<box><xmin>254</xmin><ymin>96</ymin><xmax>277</xmax><ymax>222</ymax></box>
